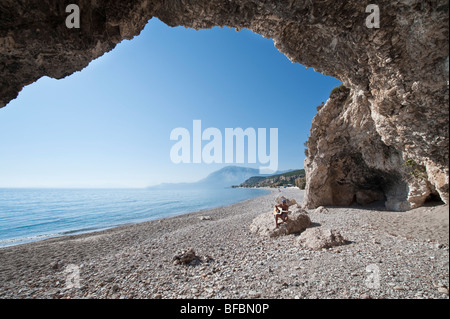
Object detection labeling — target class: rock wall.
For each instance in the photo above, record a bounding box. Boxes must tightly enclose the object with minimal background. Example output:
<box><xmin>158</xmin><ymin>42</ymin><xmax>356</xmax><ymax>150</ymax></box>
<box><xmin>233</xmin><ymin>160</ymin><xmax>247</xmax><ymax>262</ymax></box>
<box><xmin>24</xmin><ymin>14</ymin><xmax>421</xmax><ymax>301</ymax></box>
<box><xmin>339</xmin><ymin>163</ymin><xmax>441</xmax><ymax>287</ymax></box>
<box><xmin>304</xmin><ymin>86</ymin><xmax>441</xmax><ymax>211</ymax></box>
<box><xmin>1</xmin><ymin>0</ymin><xmax>448</xmax><ymax>210</ymax></box>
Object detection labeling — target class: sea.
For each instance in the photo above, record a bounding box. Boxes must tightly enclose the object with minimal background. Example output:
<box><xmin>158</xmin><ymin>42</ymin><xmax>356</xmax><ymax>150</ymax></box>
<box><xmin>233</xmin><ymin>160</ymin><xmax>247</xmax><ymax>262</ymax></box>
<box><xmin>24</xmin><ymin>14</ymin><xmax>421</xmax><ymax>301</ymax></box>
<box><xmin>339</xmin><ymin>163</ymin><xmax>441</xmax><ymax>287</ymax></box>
<box><xmin>0</xmin><ymin>187</ymin><xmax>269</xmax><ymax>247</ymax></box>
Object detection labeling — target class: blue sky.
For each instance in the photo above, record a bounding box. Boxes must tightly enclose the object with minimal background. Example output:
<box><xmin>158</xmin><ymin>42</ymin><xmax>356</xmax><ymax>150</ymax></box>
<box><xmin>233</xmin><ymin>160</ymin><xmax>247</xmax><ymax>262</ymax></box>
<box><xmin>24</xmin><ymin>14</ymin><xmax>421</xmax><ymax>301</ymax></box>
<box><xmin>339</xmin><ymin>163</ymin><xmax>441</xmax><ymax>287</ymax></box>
<box><xmin>0</xmin><ymin>18</ymin><xmax>341</xmax><ymax>188</ymax></box>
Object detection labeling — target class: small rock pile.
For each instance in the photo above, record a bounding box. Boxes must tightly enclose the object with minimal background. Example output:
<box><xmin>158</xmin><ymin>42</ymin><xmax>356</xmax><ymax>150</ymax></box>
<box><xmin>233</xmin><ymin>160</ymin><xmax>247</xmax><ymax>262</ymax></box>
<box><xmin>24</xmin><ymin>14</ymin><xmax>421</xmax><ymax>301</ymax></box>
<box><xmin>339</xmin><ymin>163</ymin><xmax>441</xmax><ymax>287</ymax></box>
<box><xmin>172</xmin><ymin>248</ymin><xmax>213</xmax><ymax>266</ymax></box>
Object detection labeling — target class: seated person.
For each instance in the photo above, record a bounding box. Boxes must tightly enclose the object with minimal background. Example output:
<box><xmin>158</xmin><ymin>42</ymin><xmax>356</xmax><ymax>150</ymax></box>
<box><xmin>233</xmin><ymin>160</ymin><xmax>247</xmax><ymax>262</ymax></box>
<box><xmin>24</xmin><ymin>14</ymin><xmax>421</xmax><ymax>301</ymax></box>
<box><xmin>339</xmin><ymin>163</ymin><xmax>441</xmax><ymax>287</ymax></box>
<box><xmin>274</xmin><ymin>199</ymin><xmax>290</xmax><ymax>228</ymax></box>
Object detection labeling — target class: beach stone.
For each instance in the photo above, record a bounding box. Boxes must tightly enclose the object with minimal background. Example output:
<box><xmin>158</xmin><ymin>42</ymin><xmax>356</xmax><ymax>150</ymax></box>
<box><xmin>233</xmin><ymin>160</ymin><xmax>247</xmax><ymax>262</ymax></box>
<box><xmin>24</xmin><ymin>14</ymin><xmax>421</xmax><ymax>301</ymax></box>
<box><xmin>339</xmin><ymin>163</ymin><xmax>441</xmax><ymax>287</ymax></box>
<box><xmin>437</xmin><ymin>287</ymin><xmax>449</xmax><ymax>295</ymax></box>
<box><xmin>50</xmin><ymin>261</ymin><xmax>64</xmax><ymax>271</ymax></box>
<box><xmin>297</xmin><ymin>228</ymin><xmax>346</xmax><ymax>250</ymax></box>
<box><xmin>314</xmin><ymin>206</ymin><xmax>328</xmax><ymax>214</ymax></box>
<box><xmin>199</xmin><ymin>216</ymin><xmax>212</xmax><ymax>220</ymax></box>
<box><xmin>172</xmin><ymin>248</ymin><xmax>201</xmax><ymax>266</ymax></box>
<box><xmin>1</xmin><ymin>188</ymin><xmax>448</xmax><ymax>300</ymax></box>
<box><xmin>393</xmin><ymin>285</ymin><xmax>408</xmax><ymax>291</ymax></box>
<box><xmin>248</xmin><ymin>290</ymin><xmax>261</xmax><ymax>298</ymax></box>
<box><xmin>249</xmin><ymin>208</ymin><xmax>311</xmax><ymax>238</ymax></box>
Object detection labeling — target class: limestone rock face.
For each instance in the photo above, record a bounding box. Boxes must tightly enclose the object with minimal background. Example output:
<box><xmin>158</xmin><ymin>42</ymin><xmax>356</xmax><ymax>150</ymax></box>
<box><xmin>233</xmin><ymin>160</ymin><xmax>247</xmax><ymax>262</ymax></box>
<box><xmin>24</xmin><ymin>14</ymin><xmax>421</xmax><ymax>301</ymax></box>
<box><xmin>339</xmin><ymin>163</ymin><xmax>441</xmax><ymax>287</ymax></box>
<box><xmin>249</xmin><ymin>208</ymin><xmax>311</xmax><ymax>238</ymax></box>
<box><xmin>304</xmin><ymin>82</ymin><xmax>447</xmax><ymax>211</ymax></box>
<box><xmin>356</xmin><ymin>190</ymin><xmax>384</xmax><ymax>206</ymax></box>
<box><xmin>1</xmin><ymin>1</ymin><xmax>448</xmax><ymax>209</ymax></box>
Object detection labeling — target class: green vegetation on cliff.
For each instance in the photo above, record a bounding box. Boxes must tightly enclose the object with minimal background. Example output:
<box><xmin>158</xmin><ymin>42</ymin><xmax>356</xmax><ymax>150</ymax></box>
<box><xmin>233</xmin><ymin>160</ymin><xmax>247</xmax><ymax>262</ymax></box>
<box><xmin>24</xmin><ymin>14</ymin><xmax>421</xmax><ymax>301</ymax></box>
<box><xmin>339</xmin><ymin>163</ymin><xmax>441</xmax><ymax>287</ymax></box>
<box><xmin>238</xmin><ymin>169</ymin><xmax>306</xmax><ymax>188</ymax></box>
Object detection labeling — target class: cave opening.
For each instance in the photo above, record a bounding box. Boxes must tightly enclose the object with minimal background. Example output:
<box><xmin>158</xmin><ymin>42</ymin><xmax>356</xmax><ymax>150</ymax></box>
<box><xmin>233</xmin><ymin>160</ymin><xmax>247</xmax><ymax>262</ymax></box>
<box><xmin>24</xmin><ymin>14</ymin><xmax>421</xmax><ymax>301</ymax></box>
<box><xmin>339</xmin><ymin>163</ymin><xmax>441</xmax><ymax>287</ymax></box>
<box><xmin>0</xmin><ymin>18</ymin><xmax>341</xmax><ymax>188</ymax></box>
<box><xmin>425</xmin><ymin>192</ymin><xmax>446</xmax><ymax>205</ymax></box>
<box><xmin>2</xmin><ymin>1</ymin><xmax>447</xmax><ymax>209</ymax></box>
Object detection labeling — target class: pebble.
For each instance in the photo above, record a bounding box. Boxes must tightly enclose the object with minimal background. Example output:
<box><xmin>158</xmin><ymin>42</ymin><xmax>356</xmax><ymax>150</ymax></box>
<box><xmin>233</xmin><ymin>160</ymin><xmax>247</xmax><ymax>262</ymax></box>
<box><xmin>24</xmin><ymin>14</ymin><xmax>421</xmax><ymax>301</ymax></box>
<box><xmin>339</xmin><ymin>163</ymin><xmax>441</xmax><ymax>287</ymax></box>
<box><xmin>437</xmin><ymin>287</ymin><xmax>449</xmax><ymax>295</ymax></box>
<box><xmin>393</xmin><ymin>286</ymin><xmax>408</xmax><ymax>291</ymax></box>
<box><xmin>248</xmin><ymin>291</ymin><xmax>261</xmax><ymax>298</ymax></box>
<box><xmin>0</xmin><ymin>189</ymin><xmax>448</xmax><ymax>300</ymax></box>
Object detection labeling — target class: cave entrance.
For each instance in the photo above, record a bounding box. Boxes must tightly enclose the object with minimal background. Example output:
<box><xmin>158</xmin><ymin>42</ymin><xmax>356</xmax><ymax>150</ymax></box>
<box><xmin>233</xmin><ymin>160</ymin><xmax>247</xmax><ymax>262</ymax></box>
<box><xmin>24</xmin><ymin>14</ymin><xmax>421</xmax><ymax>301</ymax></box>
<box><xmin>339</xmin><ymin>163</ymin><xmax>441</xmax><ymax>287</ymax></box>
<box><xmin>0</xmin><ymin>18</ymin><xmax>341</xmax><ymax>188</ymax></box>
<box><xmin>425</xmin><ymin>193</ymin><xmax>445</xmax><ymax>205</ymax></box>
<box><xmin>2</xmin><ymin>2</ymin><xmax>447</xmax><ymax>208</ymax></box>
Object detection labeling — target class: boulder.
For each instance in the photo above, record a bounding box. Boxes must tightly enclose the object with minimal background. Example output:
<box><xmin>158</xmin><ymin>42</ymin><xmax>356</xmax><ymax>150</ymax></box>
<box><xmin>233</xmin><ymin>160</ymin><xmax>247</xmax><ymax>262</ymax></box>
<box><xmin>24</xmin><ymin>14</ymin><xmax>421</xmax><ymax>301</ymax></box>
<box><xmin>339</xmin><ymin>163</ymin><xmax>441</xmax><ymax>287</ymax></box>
<box><xmin>313</xmin><ymin>206</ymin><xmax>328</xmax><ymax>214</ymax></box>
<box><xmin>297</xmin><ymin>228</ymin><xmax>346</xmax><ymax>250</ymax></box>
<box><xmin>250</xmin><ymin>208</ymin><xmax>311</xmax><ymax>238</ymax></box>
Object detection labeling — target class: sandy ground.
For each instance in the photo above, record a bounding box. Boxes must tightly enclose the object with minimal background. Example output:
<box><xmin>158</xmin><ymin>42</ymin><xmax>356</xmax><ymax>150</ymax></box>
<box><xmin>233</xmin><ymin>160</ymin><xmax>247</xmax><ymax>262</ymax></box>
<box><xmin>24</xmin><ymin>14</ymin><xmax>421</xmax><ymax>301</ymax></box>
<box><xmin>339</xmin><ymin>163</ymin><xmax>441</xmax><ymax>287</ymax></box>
<box><xmin>0</xmin><ymin>188</ymin><xmax>448</xmax><ymax>299</ymax></box>
<box><xmin>364</xmin><ymin>204</ymin><xmax>448</xmax><ymax>245</ymax></box>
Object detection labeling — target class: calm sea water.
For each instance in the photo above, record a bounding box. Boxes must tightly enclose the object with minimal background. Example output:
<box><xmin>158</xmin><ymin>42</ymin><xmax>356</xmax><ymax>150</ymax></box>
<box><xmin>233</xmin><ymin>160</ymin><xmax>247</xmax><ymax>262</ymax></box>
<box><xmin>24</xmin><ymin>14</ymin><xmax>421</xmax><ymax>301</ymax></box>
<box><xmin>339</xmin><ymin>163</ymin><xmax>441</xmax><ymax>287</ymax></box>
<box><xmin>0</xmin><ymin>187</ymin><xmax>269</xmax><ymax>247</ymax></box>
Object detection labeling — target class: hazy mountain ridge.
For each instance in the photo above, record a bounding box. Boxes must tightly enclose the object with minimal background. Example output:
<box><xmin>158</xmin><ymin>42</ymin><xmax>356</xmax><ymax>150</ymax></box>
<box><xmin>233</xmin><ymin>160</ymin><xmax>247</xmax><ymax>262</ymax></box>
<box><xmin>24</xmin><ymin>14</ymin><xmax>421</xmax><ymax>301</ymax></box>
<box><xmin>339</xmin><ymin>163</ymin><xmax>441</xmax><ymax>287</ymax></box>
<box><xmin>149</xmin><ymin>166</ymin><xmax>297</xmax><ymax>189</ymax></box>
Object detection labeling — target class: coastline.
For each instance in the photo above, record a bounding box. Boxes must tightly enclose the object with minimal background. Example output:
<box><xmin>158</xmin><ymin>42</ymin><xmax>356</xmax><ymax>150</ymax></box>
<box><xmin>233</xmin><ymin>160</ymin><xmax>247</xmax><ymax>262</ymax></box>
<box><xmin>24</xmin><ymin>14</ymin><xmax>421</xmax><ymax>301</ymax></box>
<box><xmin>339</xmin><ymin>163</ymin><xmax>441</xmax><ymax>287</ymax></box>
<box><xmin>0</xmin><ymin>188</ymin><xmax>448</xmax><ymax>299</ymax></box>
<box><xmin>0</xmin><ymin>186</ymin><xmax>271</xmax><ymax>248</ymax></box>
<box><xmin>0</xmin><ymin>187</ymin><xmax>275</xmax><ymax>251</ymax></box>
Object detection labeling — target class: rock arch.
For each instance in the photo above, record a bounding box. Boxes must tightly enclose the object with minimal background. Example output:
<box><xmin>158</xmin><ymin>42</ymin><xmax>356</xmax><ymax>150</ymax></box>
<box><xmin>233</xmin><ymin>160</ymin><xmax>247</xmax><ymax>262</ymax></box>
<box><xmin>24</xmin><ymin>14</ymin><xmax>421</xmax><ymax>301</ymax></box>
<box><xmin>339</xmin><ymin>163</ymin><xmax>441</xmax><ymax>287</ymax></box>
<box><xmin>0</xmin><ymin>0</ymin><xmax>448</xmax><ymax>210</ymax></box>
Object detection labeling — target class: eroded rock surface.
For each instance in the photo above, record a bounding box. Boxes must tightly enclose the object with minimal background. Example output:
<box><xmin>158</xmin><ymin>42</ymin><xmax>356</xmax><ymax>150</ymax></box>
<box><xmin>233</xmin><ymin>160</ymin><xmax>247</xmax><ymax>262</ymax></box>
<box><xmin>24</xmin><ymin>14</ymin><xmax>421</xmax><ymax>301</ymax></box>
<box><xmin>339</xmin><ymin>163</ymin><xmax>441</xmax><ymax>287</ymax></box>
<box><xmin>1</xmin><ymin>0</ymin><xmax>448</xmax><ymax>210</ymax></box>
<box><xmin>297</xmin><ymin>228</ymin><xmax>347</xmax><ymax>250</ymax></box>
<box><xmin>249</xmin><ymin>208</ymin><xmax>312</xmax><ymax>238</ymax></box>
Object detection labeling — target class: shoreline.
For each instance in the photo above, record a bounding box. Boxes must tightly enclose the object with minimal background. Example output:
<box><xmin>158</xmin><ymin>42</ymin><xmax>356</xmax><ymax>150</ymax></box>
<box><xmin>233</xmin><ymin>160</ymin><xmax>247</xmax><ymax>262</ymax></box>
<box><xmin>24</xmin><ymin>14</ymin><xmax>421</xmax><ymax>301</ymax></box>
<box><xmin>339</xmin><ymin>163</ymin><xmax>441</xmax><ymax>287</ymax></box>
<box><xmin>0</xmin><ymin>188</ymin><xmax>448</xmax><ymax>299</ymax></box>
<box><xmin>0</xmin><ymin>187</ymin><xmax>271</xmax><ymax>249</ymax></box>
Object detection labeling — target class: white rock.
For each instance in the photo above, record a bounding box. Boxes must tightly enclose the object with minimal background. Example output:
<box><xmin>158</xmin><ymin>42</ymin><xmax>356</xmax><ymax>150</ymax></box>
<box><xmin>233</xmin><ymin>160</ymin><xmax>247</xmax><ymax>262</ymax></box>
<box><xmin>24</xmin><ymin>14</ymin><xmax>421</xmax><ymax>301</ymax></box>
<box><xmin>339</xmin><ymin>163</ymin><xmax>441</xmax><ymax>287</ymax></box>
<box><xmin>297</xmin><ymin>228</ymin><xmax>346</xmax><ymax>250</ymax></box>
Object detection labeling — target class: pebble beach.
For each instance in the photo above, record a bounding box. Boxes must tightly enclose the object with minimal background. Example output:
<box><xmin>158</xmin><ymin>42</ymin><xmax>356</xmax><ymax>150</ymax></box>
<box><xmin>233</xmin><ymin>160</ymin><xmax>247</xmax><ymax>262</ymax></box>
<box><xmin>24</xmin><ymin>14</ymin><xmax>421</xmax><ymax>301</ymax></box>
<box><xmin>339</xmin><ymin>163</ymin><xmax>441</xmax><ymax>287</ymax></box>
<box><xmin>0</xmin><ymin>188</ymin><xmax>448</xmax><ymax>299</ymax></box>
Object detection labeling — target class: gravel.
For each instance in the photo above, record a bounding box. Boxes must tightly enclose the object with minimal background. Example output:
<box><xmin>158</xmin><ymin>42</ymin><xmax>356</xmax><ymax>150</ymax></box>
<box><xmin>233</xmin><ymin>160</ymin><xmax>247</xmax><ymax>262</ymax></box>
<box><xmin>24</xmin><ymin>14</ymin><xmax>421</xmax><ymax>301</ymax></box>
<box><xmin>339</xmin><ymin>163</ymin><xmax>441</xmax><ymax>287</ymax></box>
<box><xmin>0</xmin><ymin>188</ymin><xmax>448</xmax><ymax>299</ymax></box>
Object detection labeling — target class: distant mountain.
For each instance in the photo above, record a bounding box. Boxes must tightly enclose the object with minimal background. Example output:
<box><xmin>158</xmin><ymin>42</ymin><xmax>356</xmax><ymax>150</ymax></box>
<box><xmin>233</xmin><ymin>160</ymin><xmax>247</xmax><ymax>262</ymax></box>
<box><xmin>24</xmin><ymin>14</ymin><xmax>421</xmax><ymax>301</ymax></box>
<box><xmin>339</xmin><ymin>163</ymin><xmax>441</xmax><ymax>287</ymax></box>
<box><xmin>148</xmin><ymin>166</ymin><xmax>260</xmax><ymax>189</ymax></box>
<box><xmin>195</xmin><ymin>166</ymin><xmax>260</xmax><ymax>188</ymax></box>
<box><xmin>148</xmin><ymin>166</ymin><xmax>301</xmax><ymax>189</ymax></box>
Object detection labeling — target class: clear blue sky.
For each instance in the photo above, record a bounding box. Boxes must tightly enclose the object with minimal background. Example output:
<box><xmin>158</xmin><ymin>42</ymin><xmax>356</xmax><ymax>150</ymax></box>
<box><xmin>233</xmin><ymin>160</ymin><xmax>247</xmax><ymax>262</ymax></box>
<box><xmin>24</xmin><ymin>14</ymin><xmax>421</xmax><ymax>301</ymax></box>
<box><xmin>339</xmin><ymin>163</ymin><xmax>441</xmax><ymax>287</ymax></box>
<box><xmin>0</xmin><ymin>18</ymin><xmax>341</xmax><ymax>188</ymax></box>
